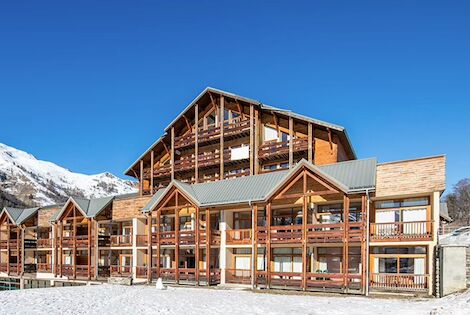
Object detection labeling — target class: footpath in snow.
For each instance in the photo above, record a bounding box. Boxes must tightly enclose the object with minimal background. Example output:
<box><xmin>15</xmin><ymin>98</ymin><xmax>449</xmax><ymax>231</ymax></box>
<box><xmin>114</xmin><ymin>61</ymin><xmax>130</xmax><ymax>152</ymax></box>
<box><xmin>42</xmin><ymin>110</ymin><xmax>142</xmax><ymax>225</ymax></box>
<box><xmin>0</xmin><ymin>284</ymin><xmax>469</xmax><ymax>315</ymax></box>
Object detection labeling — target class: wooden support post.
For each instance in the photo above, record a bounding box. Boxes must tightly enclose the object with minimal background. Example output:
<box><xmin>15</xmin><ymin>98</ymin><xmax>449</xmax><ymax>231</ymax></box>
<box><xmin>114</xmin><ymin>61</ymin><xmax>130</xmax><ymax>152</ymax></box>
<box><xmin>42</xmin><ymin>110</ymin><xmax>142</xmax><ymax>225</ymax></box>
<box><xmin>6</xmin><ymin>223</ymin><xmax>10</xmax><ymax>275</ymax></box>
<box><xmin>195</xmin><ymin>104</ymin><xmax>199</xmax><ymax>183</ymax></box>
<box><xmin>205</xmin><ymin>208</ymin><xmax>211</xmax><ymax>286</ymax></box>
<box><xmin>53</xmin><ymin>223</ymin><xmax>58</xmax><ymax>277</ymax></box>
<box><xmin>150</xmin><ymin>150</ymin><xmax>154</xmax><ymax>194</ymax></box>
<box><xmin>220</xmin><ymin>96</ymin><xmax>224</xmax><ymax>180</ymax></box>
<box><xmin>73</xmin><ymin>208</ymin><xmax>77</xmax><ymax>279</ymax></box>
<box><xmin>361</xmin><ymin>195</ymin><xmax>367</xmax><ymax>294</ymax></box>
<box><xmin>343</xmin><ymin>195</ymin><xmax>350</xmax><ymax>290</ymax></box>
<box><xmin>195</xmin><ymin>206</ymin><xmax>200</xmax><ymax>285</ymax></box>
<box><xmin>289</xmin><ymin>117</ymin><xmax>294</xmax><ymax>168</ymax></box>
<box><xmin>252</xmin><ymin>204</ymin><xmax>258</xmax><ymax>288</ymax></box>
<box><xmin>254</xmin><ymin>110</ymin><xmax>259</xmax><ymax>175</ymax></box>
<box><xmin>87</xmin><ymin>218</ymin><xmax>92</xmax><ymax>280</ymax></box>
<box><xmin>94</xmin><ymin>219</ymin><xmax>99</xmax><ymax>280</ymax></box>
<box><xmin>266</xmin><ymin>202</ymin><xmax>272</xmax><ymax>289</ymax></box>
<box><xmin>139</xmin><ymin>159</ymin><xmax>144</xmax><ymax>197</ymax></box>
<box><xmin>16</xmin><ymin>228</ymin><xmax>20</xmax><ymax>275</ymax></box>
<box><xmin>147</xmin><ymin>215</ymin><xmax>152</xmax><ymax>282</ymax></box>
<box><xmin>249</xmin><ymin>104</ymin><xmax>254</xmax><ymax>175</ymax></box>
<box><xmin>171</xmin><ymin>127</ymin><xmax>175</xmax><ymax>181</ymax></box>
<box><xmin>302</xmin><ymin>172</ymin><xmax>308</xmax><ymax>290</ymax></box>
<box><xmin>308</xmin><ymin>123</ymin><xmax>313</xmax><ymax>163</ymax></box>
<box><xmin>175</xmin><ymin>193</ymin><xmax>180</xmax><ymax>284</ymax></box>
<box><xmin>156</xmin><ymin>211</ymin><xmax>160</xmax><ymax>279</ymax></box>
<box><xmin>59</xmin><ymin>222</ymin><xmax>63</xmax><ymax>277</ymax></box>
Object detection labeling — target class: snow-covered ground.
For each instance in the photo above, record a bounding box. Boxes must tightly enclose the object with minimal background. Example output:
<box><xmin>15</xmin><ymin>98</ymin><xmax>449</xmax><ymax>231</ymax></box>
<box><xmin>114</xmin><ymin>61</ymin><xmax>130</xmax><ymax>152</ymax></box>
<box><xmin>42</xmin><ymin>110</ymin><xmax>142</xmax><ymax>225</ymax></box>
<box><xmin>0</xmin><ymin>284</ymin><xmax>469</xmax><ymax>315</ymax></box>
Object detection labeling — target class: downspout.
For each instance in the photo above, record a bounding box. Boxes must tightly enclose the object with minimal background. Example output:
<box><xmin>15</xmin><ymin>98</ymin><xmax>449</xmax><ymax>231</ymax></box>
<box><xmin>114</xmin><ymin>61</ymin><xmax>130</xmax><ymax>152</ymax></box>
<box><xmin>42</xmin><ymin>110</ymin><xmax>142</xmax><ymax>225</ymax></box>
<box><xmin>249</xmin><ymin>200</ymin><xmax>255</xmax><ymax>289</ymax></box>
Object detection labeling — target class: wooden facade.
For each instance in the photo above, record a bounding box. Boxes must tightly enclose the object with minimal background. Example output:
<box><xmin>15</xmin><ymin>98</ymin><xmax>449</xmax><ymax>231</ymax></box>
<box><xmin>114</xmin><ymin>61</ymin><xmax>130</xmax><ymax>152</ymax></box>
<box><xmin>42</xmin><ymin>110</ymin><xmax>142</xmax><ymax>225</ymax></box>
<box><xmin>0</xmin><ymin>89</ymin><xmax>446</xmax><ymax>296</ymax></box>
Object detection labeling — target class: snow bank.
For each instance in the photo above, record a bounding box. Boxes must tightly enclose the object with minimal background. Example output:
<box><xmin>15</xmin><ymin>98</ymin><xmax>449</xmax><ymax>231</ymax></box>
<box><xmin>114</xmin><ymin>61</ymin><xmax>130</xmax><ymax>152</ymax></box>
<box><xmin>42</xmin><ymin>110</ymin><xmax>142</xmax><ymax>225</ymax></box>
<box><xmin>0</xmin><ymin>284</ymin><xmax>469</xmax><ymax>315</ymax></box>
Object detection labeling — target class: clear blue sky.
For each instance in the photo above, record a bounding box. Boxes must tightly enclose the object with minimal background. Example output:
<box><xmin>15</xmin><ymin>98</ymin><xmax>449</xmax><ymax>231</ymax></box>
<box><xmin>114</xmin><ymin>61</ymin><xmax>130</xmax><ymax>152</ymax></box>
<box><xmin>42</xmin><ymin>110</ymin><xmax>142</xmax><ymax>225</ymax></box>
<box><xmin>0</xmin><ymin>1</ymin><xmax>468</xmax><ymax>191</ymax></box>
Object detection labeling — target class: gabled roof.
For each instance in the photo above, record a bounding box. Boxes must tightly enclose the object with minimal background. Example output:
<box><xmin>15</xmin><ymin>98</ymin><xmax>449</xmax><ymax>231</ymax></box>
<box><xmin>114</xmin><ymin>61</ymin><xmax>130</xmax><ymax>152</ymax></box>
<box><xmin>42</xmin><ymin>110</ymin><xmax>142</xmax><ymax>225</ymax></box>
<box><xmin>125</xmin><ymin>87</ymin><xmax>357</xmax><ymax>176</ymax></box>
<box><xmin>142</xmin><ymin>158</ymin><xmax>377</xmax><ymax>213</ymax></box>
<box><xmin>50</xmin><ymin>196</ymin><xmax>114</xmax><ymax>222</ymax></box>
<box><xmin>1</xmin><ymin>207</ymin><xmax>40</xmax><ymax>225</ymax></box>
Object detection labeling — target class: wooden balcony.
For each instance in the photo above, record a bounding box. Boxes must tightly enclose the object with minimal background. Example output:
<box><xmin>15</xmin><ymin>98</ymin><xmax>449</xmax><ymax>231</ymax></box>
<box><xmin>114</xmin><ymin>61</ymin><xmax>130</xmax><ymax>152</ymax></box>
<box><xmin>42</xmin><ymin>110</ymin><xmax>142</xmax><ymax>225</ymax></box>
<box><xmin>270</xmin><ymin>272</ymin><xmax>302</xmax><ymax>288</ymax></box>
<box><xmin>75</xmin><ymin>265</ymin><xmax>94</xmax><ymax>278</ymax></box>
<box><xmin>8</xmin><ymin>239</ymin><xmax>19</xmax><ymax>248</ymax></box>
<box><xmin>61</xmin><ymin>265</ymin><xmax>74</xmax><ymax>276</ymax></box>
<box><xmin>136</xmin><ymin>235</ymin><xmax>148</xmax><ymax>247</ymax></box>
<box><xmin>152</xmin><ymin>163</ymin><xmax>172</xmax><ymax>179</ymax></box>
<box><xmin>136</xmin><ymin>266</ymin><xmax>148</xmax><ymax>278</ymax></box>
<box><xmin>370</xmin><ymin>221</ymin><xmax>432</xmax><ymax>242</ymax></box>
<box><xmin>226</xmin><ymin>268</ymin><xmax>251</xmax><ymax>284</ymax></box>
<box><xmin>153</xmin><ymin>230</ymin><xmax>221</xmax><ymax>246</ymax></box>
<box><xmin>179</xmin><ymin>268</ymin><xmax>197</xmax><ymax>282</ymax></box>
<box><xmin>8</xmin><ymin>263</ymin><xmax>21</xmax><ymax>274</ymax></box>
<box><xmin>307</xmin><ymin>223</ymin><xmax>344</xmax><ymax>243</ymax></box>
<box><xmin>61</xmin><ymin>235</ymin><xmax>93</xmax><ymax>247</ymax></box>
<box><xmin>0</xmin><ymin>263</ymin><xmax>7</xmax><ymax>272</ymax></box>
<box><xmin>37</xmin><ymin>263</ymin><xmax>52</xmax><ymax>273</ymax></box>
<box><xmin>0</xmin><ymin>240</ymin><xmax>7</xmax><ymax>249</ymax></box>
<box><xmin>270</xmin><ymin>225</ymin><xmax>303</xmax><ymax>244</ymax></box>
<box><xmin>110</xmin><ymin>235</ymin><xmax>133</xmax><ymax>247</ymax></box>
<box><xmin>174</xmin><ymin>119</ymin><xmax>251</xmax><ymax>150</ymax></box>
<box><xmin>175</xmin><ymin>148</ymin><xmax>250</xmax><ymax>174</ymax></box>
<box><xmin>226</xmin><ymin>229</ymin><xmax>252</xmax><ymax>245</ymax></box>
<box><xmin>37</xmin><ymin>238</ymin><xmax>53</xmax><ymax>248</ymax></box>
<box><xmin>306</xmin><ymin>273</ymin><xmax>362</xmax><ymax>290</ymax></box>
<box><xmin>370</xmin><ymin>273</ymin><xmax>429</xmax><ymax>292</ymax></box>
<box><xmin>258</xmin><ymin>138</ymin><xmax>309</xmax><ymax>160</ymax></box>
<box><xmin>110</xmin><ymin>265</ymin><xmax>132</xmax><ymax>277</ymax></box>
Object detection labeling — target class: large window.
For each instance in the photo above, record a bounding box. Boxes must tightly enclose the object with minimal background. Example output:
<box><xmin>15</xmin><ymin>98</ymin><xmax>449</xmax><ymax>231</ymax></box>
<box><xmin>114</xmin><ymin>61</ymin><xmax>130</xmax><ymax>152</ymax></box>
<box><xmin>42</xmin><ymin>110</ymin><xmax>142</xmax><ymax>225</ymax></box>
<box><xmin>317</xmin><ymin>203</ymin><xmax>362</xmax><ymax>224</ymax></box>
<box><xmin>371</xmin><ymin>246</ymin><xmax>427</xmax><ymax>275</ymax></box>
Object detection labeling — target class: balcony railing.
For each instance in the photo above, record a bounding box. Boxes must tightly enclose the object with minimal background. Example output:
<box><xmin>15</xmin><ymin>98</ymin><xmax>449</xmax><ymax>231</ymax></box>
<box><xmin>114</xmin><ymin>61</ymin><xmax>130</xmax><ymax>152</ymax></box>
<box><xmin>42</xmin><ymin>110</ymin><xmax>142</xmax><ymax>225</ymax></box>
<box><xmin>37</xmin><ymin>263</ymin><xmax>52</xmax><ymax>273</ymax></box>
<box><xmin>136</xmin><ymin>266</ymin><xmax>148</xmax><ymax>278</ymax></box>
<box><xmin>258</xmin><ymin>138</ymin><xmax>309</xmax><ymax>160</ymax></box>
<box><xmin>37</xmin><ymin>238</ymin><xmax>53</xmax><ymax>248</ymax></box>
<box><xmin>8</xmin><ymin>263</ymin><xmax>21</xmax><ymax>274</ymax></box>
<box><xmin>270</xmin><ymin>225</ymin><xmax>303</xmax><ymax>243</ymax></box>
<box><xmin>270</xmin><ymin>272</ymin><xmax>303</xmax><ymax>288</ymax></box>
<box><xmin>174</xmin><ymin>119</ymin><xmax>251</xmax><ymax>150</ymax></box>
<box><xmin>226</xmin><ymin>268</ymin><xmax>251</xmax><ymax>284</ymax></box>
<box><xmin>370</xmin><ymin>273</ymin><xmax>429</xmax><ymax>292</ymax></box>
<box><xmin>179</xmin><ymin>230</ymin><xmax>196</xmax><ymax>245</ymax></box>
<box><xmin>110</xmin><ymin>265</ymin><xmax>132</xmax><ymax>277</ymax></box>
<box><xmin>136</xmin><ymin>235</ymin><xmax>148</xmax><ymax>246</ymax></box>
<box><xmin>307</xmin><ymin>223</ymin><xmax>344</xmax><ymax>243</ymax></box>
<box><xmin>0</xmin><ymin>263</ymin><xmax>7</xmax><ymax>272</ymax></box>
<box><xmin>179</xmin><ymin>268</ymin><xmax>197</xmax><ymax>282</ymax></box>
<box><xmin>0</xmin><ymin>240</ymin><xmax>7</xmax><ymax>249</ymax></box>
<box><xmin>61</xmin><ymin>235</ymin><xmax>92</xmax><ymax>247</ymax></box>
<box><xmin>370</xmin><ymin>221</ymin><xmax>432</xmax><ymax>241</ymax></box>
<box><xmin>110</xmin><ymin>235</ymin><xmax>133</xmax><ymax>247</ymax></box>
<box><xmin>226</xmin><ymin>229</ymin><xmax>252</xmax><ymax>245</ymax></box>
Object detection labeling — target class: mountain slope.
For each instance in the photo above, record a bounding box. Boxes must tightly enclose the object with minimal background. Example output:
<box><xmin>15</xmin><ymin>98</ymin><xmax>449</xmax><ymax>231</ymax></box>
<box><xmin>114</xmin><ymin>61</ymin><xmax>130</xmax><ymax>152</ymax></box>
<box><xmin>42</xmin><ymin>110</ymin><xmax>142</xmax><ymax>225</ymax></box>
<box><xmin>0</xmin><ymin>143</ymin><xmax>137</xmax><ymax>207</ymax></box>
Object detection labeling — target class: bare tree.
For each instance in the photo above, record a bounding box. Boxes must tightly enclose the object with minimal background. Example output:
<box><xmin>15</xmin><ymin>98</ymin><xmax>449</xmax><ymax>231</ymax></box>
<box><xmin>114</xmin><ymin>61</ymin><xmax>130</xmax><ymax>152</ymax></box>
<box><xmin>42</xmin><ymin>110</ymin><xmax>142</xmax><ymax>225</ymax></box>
<box><xmin>446</xmin><ymin>178</ymin><xmax>470</xmax><ymax>225</ymax></box>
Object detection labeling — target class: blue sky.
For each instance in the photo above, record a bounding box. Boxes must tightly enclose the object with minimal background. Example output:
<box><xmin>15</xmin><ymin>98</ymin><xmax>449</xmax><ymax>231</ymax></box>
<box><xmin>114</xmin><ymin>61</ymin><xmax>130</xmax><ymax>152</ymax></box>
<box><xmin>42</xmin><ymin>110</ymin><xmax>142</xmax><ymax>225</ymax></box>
<box><xmin>0</xmin><ymin>1</ymin><xmax>469</xmax><ymax>191</ymax></box>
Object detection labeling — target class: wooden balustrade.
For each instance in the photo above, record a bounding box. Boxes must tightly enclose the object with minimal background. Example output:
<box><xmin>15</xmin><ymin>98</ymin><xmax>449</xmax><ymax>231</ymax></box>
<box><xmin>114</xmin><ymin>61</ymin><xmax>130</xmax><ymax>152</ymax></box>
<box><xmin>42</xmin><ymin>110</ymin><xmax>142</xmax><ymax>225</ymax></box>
<box><xmin>179</xmin><ymin>268</ymin><xmax>197</xmax><ymax>282</ymax></box>
<box><xmin>174</xmin><ymin>119</ymin><xmax>250</xmax><ymax>150</ymax></box>
<box><xmin>110</xmin><ymin>235</ymin><xmax>133</xmax><ymax>246</ymax></box>
<box><xmin>307</xmin><ymin>223</ymin><xmax>344</xmax><ymax>243</ymax></box>
<box><xmin>259</xmin><ymin>138</ymin><xmax>308</xmax><ymax>159</ymax></box>
<box><xmin>37</xmin><ymin>238</ymin><xmax>53</xmax><ymax>248</ymax></box>
<box><xmin>370</xmin><ymin>221</ymin><xmax>432</xmax><ymax>241</ymax></box>
<box><xmin>158</xmin><ymin>231</ymin><xmax>176</xmax><ymax>245</ymax></box>
<box><xmin>370</xmin><ymin>273</ymin><xmax>428</xmax><ymax>291</ymax></box>
<box><xmin>110</xmin><ymin>265</ymin><xmax>132</xmax><ymax>277</ymax></box>
<box><xmin>226</xmin><ymin>229</ymin><xmax>252</xmax><ymax>245</ymax></box>
<box><xmin>136</xmin><ymin>235</ymin><xmax>148</xmax><ymax>246</ymax></box>
<box><xmin>270</xmin><ymin>272</ymin><xmax>303</xmax><ymax>287</ymax></box>
<box><xmin>75</xmin><ymin>265</ymin><xmax>93</xmax><ymax>277</ymax></box>
<box><xmin>136</xmin><ymin>266</ymin><xmax>148</xmax><ymax>278</ymax></box>
<box><xmin>37</xmin><ymin>263</ymin><xmax>52</xmax><ymax>273</ymax></box>
<box><xmin>179</xmin><ymin>230</ymin><xmax>196</xmax><ymax>245</ymax></box>
<box><xmin>159</xmin><ymin>268</ymin><xmax>176</xmax><ymax>281</ymax></box>
<box><xmin>270</xmin><ymin>225</ymin><xmax>303</xmax><ymax>243</ymax></box>
<box><xmin>0</xmin><ymin>240</ymin><xmax>7</xmax><ymax>249</ymax></box>
<box><xmin>0</xmin><ymin>263</ymin><xmax>7</xmax><ymax>272</ymax></box>
<box><xmin>225</xmin><ymin>268</ymin><xmax>251</xmax><ymax>284</ymax></box>
<box><xmin>61</xmin><ymin>265</ymin><xmax>74</xmax><ymax>276</ymax></box>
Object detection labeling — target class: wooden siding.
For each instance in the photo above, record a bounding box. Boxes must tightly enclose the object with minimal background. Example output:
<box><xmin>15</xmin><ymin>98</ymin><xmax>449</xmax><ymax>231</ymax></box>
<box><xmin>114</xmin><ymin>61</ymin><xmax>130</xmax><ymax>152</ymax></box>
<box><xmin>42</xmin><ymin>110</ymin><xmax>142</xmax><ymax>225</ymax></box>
<box><xmin>112</xmin><ymin>196</ymin><xmax>152</xmax><ymax>220</ymax></box>
<box><xmin>376</xmin><ymin>155</ymin><xmax>446</xmax><ymax>197</ymax></box>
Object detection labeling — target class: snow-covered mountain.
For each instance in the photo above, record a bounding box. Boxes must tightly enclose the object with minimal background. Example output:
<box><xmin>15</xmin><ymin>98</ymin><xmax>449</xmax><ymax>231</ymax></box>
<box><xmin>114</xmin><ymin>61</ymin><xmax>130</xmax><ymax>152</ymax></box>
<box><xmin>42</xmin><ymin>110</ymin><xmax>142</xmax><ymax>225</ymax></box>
<box><xmin>0</xmin><ymin>143</ymin><xmax>137</xmax><ymax>207</ymax></box>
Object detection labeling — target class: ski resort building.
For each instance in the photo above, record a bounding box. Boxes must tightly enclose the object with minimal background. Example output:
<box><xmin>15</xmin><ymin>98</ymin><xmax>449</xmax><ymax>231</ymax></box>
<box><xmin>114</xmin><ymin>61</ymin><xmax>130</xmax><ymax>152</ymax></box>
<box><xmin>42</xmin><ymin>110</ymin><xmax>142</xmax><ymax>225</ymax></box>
<box><xmin>0</xmin><ymin>88</ymin><xmax>446</xmax><ymax>295</ymax></box>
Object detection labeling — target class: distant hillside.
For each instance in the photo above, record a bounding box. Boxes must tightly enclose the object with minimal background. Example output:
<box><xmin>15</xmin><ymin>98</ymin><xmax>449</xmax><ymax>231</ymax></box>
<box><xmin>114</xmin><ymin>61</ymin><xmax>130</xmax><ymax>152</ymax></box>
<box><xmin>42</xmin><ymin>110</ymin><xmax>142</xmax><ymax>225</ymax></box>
<box><xmin>0</xmin><ymin>143</ymin><xmax>137</xmax><ymax>207</ymax></box>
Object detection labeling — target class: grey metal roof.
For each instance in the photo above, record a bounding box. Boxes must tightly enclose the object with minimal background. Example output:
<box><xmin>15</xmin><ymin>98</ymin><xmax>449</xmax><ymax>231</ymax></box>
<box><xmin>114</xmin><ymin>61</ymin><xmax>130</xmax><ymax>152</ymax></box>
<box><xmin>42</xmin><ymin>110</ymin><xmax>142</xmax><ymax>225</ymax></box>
<box><xmin>143</xmin><ymin>158</ymin><xmax>377</xmax><ymax>212</ymax></box>
<box><xmin>319</xmin><ymin>158</ymin><xmax>376</xmax><ymax>191</ymax></box>
<box><xmin>440</xmin><ymin>202</ymin><xmax>452</xmax><ymax>222</ymax></box>
<box><xmin>125</xmin><ymin>87</ymin><xmax>356</xmax><ymax>175</ymax></box>
<box><xmin>1</xmin><ymin>207</ymin><xmax>40</xmax><ymax>225</ymax></box>
<box><xmin>50</xmin><ymin>196</ymin><xmax>114</xmax><ymax>222</ymax></box>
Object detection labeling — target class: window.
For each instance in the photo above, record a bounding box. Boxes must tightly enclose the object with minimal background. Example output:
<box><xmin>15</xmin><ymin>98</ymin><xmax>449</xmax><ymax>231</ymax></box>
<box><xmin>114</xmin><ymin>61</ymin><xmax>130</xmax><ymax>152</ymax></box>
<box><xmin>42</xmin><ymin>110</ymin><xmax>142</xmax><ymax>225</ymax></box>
<box><xmin>234</xmin><ymin>212</ymin><xmax>251</xmax><ymax>229</ymax></box>
<box><xmin>263</xmin><ymin>126</ymin><xmax>278</xmax><ymax>142</ymax></box>
<box><xmin>376</xmin><ymin>197</ymin><xmax>429</xmax><ymax>209</ymax></box>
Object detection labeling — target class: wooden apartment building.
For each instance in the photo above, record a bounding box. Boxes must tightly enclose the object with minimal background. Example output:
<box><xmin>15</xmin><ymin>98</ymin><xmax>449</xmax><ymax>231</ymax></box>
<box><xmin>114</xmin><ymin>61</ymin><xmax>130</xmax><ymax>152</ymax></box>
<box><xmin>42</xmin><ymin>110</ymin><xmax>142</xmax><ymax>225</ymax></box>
<box><xmin>0</xmin><ymin>88</ymin><xmax>446</xmax><ymax>295</ymax></box>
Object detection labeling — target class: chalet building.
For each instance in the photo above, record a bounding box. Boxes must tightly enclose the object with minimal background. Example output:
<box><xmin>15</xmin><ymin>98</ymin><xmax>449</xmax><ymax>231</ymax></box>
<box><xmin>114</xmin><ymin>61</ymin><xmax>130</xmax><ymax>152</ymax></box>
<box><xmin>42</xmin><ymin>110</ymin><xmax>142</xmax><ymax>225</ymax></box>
<box><xmin>0</xmin><ymin>88</ymin><xmax>446</xmax><ymax>295</ymax></box>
